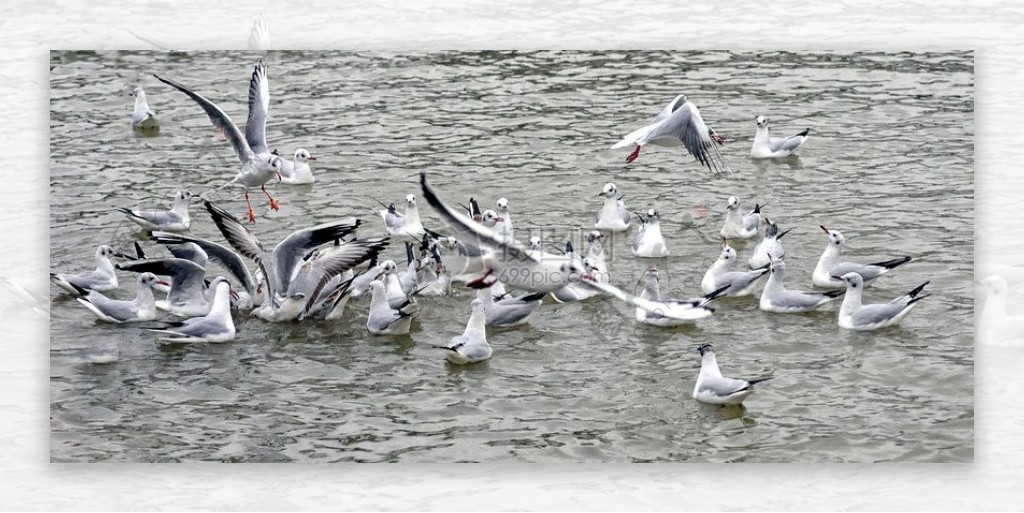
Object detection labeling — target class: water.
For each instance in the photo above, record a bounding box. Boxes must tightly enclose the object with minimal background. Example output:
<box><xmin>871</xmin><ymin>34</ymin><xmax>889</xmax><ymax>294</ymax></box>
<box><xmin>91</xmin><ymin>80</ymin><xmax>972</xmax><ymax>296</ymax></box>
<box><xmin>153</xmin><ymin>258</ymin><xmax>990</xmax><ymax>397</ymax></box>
<box><xmin>49</xmin><ymin>50</ymin><xmax>974</xmax><ymax>463</ymax></box>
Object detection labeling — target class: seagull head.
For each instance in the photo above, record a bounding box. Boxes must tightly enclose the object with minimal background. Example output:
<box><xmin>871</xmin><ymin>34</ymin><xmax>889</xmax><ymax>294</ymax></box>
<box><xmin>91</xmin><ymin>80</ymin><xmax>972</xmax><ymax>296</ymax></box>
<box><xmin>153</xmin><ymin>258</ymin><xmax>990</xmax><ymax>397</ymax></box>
<box><xmin>294</xmin><ymin>148</ymin><xmax>316</xmax><ymax>162</ymax></box>
<box><xmin>646</xmin><ymin>209</ymin><xmax>659</xmax><ymax>222</ymax></box>
<box><xmin>528</xmin><ymin>236</ymin><xmax>542</xmax><ymax>250</ymax></box>
<box><xmin>597</xmin><ymin>182</ymin><xmax>617</xmax><ymax>198</ymax></box>
<box><xmin>268</xmin><ymin>155</ymin><xmax>284</xmax><ymax>181</ymax></box>
<box><xmin>835</xmin><ymin>272</ymin><xmax>863</xmax><ymax>288</ymax></box>
<box><xmin>726</xmin><ymin>196</ymin><xmax>740</xmax><ymax>211</ymax></box>
<box><xmin>819</xmin><ymin>225</ymin><xmax>845</xmax><ymax>246</ymax></box>
<box><xmin>405</xmin><ymin>194</ymin><xmax>417</xmax><ymax>207</ymax></box>
<box><xmin>481</xmin><ymin>209</ymin><xmax>504</xmax><ymax>227</ymax></box>
<box><xmin>719</xmin><ymin>239</ymin><xmax>736</xmax><ymax>262</ymax></box>
<box><xmin>496</xmin><ymin>197</ymin><xmax>509</xmax><ymax>213</ymax></box>
<box><xmin>586</xmin><ymin>230</ymin><xmax>604</xmax><ymax>244</ymax></box>
<box><xmin>379</xmin><ymin>259</ymin><xmax>398</xmax><ymax>275</ymax></box>
<box><xmin>756</xmin><ymin>115</ymin><xmax>768</xmax><ymax>127</ymax></box>
<box><xmin>697</xmin><ymin>343</ymin><xmax>715</xmax><ymax>356</ymax></box>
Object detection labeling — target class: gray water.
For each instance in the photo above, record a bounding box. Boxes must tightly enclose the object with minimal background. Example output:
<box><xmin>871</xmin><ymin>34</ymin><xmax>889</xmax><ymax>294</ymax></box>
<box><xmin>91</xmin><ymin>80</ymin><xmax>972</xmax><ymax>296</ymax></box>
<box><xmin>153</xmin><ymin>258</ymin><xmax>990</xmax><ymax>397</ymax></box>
<box><xmin>49</xmin><ymin>50</ymin><xmax>973</xmax><ymax>463</ymax></box>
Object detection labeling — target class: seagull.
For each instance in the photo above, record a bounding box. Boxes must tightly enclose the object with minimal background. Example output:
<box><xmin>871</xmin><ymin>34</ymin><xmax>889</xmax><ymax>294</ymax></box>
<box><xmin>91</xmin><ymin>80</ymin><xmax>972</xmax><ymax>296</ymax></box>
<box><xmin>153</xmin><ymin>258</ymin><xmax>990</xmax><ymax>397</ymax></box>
<box><xmin>595</xmin><ymin>183</ymin><xmax>630</xmax><ymax>232</ymax></box>
<box><xmin>117</xmin><ymin>257</ymin><xmax>233</xmax><ymax>317</ymax></box>
<box><xmin>978</xmin><ymin>276</ymin><xmax>1024</xmax><ymax>344</ymax></box>
<box><xmin>478</xmin><ymin>286</ymin><xmax>545</xmax><ymax>327</ymax></box>
<box><xmin>275</xmin><ymin>238</ymin><xmax>389</xmax><ymax>322</ymax></box>
<box><xmin>436</xmin><ymin>299</ymin><xmax>492</xmax><ymax>364</ymax></box>
<box><xmin>835</xmin><ymin>272</ymin><xmax>929</xmax><ymax>331</ymax></box>
<box><xmin>379</xmin><ymin>194</ymin><xmax>425</xmax><ymax>244</ymax></box>
<box><xmin>612</xmin><ymin>94</ymin><xmax>730</xmax><ymax>173</ymax></box>
<box><xmin>50</xmin><ymin>245</ymin><xmax>129</xmax><ymax>293</ymax></box>
<box><xmin>148</xmin><ymin>231</ymin><xmax>261</xmax><ymax>308</ymax></box>
<box><xmin>116</xmin><ymin>188</ymin><xmax>192</xmax><ymax>232</ymax></box>
<box><xmin>416</xmin><ymin>245</ymin><xmax>452</xmax><ymax>297</ymax></box>
<box><xmin>631</xmin><ymin>209</ymin><xmax>669</xmax><ymax>258</ymax></box>
<box><xmin>550</xmin><ymin>241</ymin><xmax>601</xmax><ymax>303</ymax></box>
<box><xmin>148</xmin><ymin>279</ymin><xmax>236</xmax><ymax>343</ymax></box>
<box><xmin>202</xmin><ymin>200</ymin><xmax>380</xmax><ymax>321</ymax></box>
<box><xmin>348</xmin><ymin>255</ymin><xmax>381</xmax><ymax>299</ymax></box>
<box><xmin>719</xmin><ymin>196</ymin><xmax>763</xmax><ymax>240</ymax></box>
<box><xmin>692</xmin><ymin>343</ymin><xmax>773</xmax><ymax>405</ymax></box>
<box><xmin>420</xmin><ymin>172</ymin><xmax>588</xmax><ymax>293</ymax></box>
<box><xmin>748</xmin><ymin>219</ymin><xmax>792</xmax><ymax>269</ymax></box>
<box><xmin>70</xmin><ymin>272</ymin><xmax>167</xmax><ymax>323</ymax></box>
<box><xmin>750</xmin><ymin>115</ymin><xmax>810</xmax><ymax>159</ymax></box>
<box><xmin>278</xmin><ymin>148</ymin><xmax>317</xmax><ymax>185</ymax></box>
<box><xmin>701</xmin><ymin>240</ymin><xmax>770</xmax><ymax>296</ymax></box>
<box><xmin>130</xmin><ymin>87</ymin><xmax>159</xmax><ymax>130</ymax></box>
<box><xmin>759</xmin><ymin>257</ymin><xmax>845</xmax><ymax>313</ymax></box>
<box><xmin>633</xmin><ymin>267</ymin><xmax>728</xmax><ymax>326</ymax></box>
<box><xmin>812</xmin><ymin>226</ymin><xmax>912</xmax><ymax>289</ymax></box>
<box><xmin>494</xmin><ymin>197</ymin><xmax>514</xmax><ymax>242</ymax></box>
<box><xmin>154</xmin><ymin>61</ymin><xmax>284</xmax><ymax>224</ymax></box>
<box><xmin>366</xmin><ymin>280</ymin><xmax>414</xmax><ymax>335</ymax></box>
<box><xmin>584</xmin><ymin>230</ymin><xmax>606</xmax><ymax>267</ymax></box>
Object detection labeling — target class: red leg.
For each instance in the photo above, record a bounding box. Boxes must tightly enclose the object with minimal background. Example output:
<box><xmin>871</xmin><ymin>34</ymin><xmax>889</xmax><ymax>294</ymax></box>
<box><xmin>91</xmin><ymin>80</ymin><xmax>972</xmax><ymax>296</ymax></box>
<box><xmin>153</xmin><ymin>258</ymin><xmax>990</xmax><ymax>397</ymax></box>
<box><xmin>244</xmin><ymin>191</ymin><xmax>256</xmax><ymax>223</ymax></box>
<box><xmin>626</xmin><ymin>144</ymin><xmax>641</xmax><ymax>163</ymax></box>
<box><xmin>262</xmin><ymin>185</ymin><xmax>280</xmax><ymax>211</ymax></box>
<box><xmin>712</xmin><ymin>133</ymin><xmax>726</xmax><ymax>145</ymax></box>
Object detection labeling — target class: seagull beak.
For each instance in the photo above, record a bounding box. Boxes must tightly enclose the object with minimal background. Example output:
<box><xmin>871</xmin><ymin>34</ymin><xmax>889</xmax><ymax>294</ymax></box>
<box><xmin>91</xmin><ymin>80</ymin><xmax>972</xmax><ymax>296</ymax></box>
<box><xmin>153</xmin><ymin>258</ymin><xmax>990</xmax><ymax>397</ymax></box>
<box><xmin>819</xmin><ymin>225</ymin><xmax>830</xmax><ymax>234</ymax></box>
<box><xmin>495</xmin><ymin>216</ymin><xmax>505</xmax><ymax>222</ymax></box>
<box><xmin>830</xmin><ymin>275</ymin><xmax>844</xmax><ymax>281</ymax></box>
<box><xmin>230</xmin><ymin>290</ymin><xmax>240</xmax><ymax>301</ymax></box>
<box><xmin>156</xmin><ymin>280</ymin><xmax>170</xmax><ymax>287</ymax></box>
<box><xmin>307</xmin><ymin>156</ymin><xmax>317</xmax><ymax>161</ymax></box>
<box><xmin>276</xmin><ymin>171</ymin><xmax>283</xmax><ymax>182</ymax></box>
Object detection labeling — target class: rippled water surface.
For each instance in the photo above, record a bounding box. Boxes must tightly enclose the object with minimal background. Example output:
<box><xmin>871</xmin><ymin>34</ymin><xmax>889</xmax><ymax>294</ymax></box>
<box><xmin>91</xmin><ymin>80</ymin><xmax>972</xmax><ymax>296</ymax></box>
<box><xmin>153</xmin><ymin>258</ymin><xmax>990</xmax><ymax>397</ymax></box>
<box><xmin>49</xmin><ymin>51</ymin><xmax>973</xmax><ymax>462</ymax></box>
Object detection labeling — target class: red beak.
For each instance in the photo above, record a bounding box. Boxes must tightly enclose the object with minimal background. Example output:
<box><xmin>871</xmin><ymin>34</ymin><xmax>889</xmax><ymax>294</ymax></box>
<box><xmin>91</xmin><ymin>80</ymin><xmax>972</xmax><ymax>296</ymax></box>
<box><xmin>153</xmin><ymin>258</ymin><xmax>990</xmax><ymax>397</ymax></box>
<box><xmin>307</xmin><ymin>156</ymin><xmax>317</xmax><ymax>161</ymax></box>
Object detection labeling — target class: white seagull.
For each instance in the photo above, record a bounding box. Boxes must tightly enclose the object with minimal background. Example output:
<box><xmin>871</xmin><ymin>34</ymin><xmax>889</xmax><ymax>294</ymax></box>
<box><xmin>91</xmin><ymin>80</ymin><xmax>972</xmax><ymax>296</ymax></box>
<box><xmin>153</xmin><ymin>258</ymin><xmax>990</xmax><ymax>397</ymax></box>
<box><xmin>116</xmin><ymin>188</ymin><xmax>192</xmax><ymax>232</ymax></box>
<box><xmin>750</xmin><ymin>115</ymin><xmax>810</xmax><ymax>159</ymax></box>
<box><xmin>436</xmin><ymin>298</ymin><xmax>492</xmax><ymax>364</ymax></box>
<box><xmin>612</xmin><ymin>94</ymin><xmax>730</xmax><ymax>173</ymax></box>
<box><xmin>71</xmin><ymin>272</ymin><xmax>166</xmax><ymax>323</ymax></box>
<box><xmin>633</xmin><ymin>267</ymin><xmax>728</xmax><ymax>326</ymax></box>
<box><xmin>812</xmin><ymin>226</ymin><xmax>912</xmax><ymax>289</ymax></box>
<box><xmin>148</xmin><ymin>280</ymin><xmax>236</xmax><ymax>343</ymax></box>
<box><xmin>130</xmin><ymin>87</ymin><xmax>159</xmax><ymax>130</ymax></box>
<box><xmin>494</xmin><ymin>197</ymin><xmax>514</xmax><ymax>242</ymax></box>
<box><xmin>701</xmin><ymin>240</ymin><xmax>770</xmax><ymax>296</ymax></box>
<box><xmin>835</xmin><ymin>272</ymin><xmax>929</xmax><ymax>331</ymax></box>
<box><xmin>478</xmin><ymin>286</ymin><xmax>545</xmax><ymax>327</ymax></box>
<box><xmin>595</xmin><ymin>182</ymin><xmax>630</xmax><ymax>233</ymax></box>
<box><xmin>366</xmin><ymin>280</ymin><xmax>414</xmax><ymax>335</ymax></box>
<box><xmin>379</xmin><ymin>194</ymin><xmax>425</xmax><ymax>244</ymax></box>
<box><xmin>719</xmin><ymin>196</ymin><xmax>763</xmax><ymax>240</ymax></box>
<box><xmin>277</xmin><ymin>148</ymin><xmax>316</xmax><ymax>185</ymax></box>
<box><xmin>748</xmin><ymin>219</ymin><xmax>792</xmax><ymax>269</ymax></box>
<box><xmin>50</xmin><ymin>245</ymin><xmax>128</xmax><ymax>293</ymax></box>
<box><xmin>631</xmin><ymin>209</ymin><xmax>669</xmax><ymax>258</ymax></box>
<box><xmin>693</xmin><ymin>343</ymin><xmax>773</xmax><ymax>405</ymax></box>
<box><xmin>149</xmin><ymin>231</ymin><xmax>262</xmax><ymax>308</ymax></box>
<box><xmin>154</xmin><ymin>61</ymin><xmax>284</xmax><ymax>224</ymax></box>
<box><xmin>759</xmin><ymin>257</ymin><xmax>845</xmax><ymax>313</ymax></box>
<box><xmin>117</xmin><ymin>257</ymin><xmax>234</xmax><ymax>317</ymax></box>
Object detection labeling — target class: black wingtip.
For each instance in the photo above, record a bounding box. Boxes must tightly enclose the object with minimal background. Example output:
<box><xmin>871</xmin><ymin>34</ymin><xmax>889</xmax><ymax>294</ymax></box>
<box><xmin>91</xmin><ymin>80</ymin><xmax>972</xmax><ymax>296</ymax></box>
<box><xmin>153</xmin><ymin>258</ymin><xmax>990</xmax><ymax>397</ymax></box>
<box><xmin>776</xmin><ymin>227</ymin><xmax>794</xmax><ymax>241</ymax></box>
<box><xmin>798</xmin><ymin>127</ymin><xmax>811</xmax><ymax>137</ymax></box>
<box><xmin>908</xmin><ymin>281</ymin><xmax>930</xmax><ymax>298</ymax></box>
<box><xmin>753</xmin><ymin>203</ymin><xmax>763</xmax><ymax>214</ymax></box>
<box><xmin>746</xmin><ymin>376</ymin><xmax>774</xmax><ymax>386</ymax></box>
<box><xmin>871</xmin><ymin>256</ymin><xmax>912</xmax><ymax>270</ymax></box>
<box><xmin>133</xmin><ymin>241</ymin><xmax>146</xmax><ymax>260</ymax></box>
<box><xmin>705</xmin><ymin>284</ymin><xmax>732</xmax><ymax>301</ymax></box>
<box><xmin>823</xmin><ymin>289</ymin><xmax>846</xmax><ymax>298</ymax></box>
<box><xmin>518</xmin><ymin>291</ymin><xmax>547</xmax><ymax>302</ymax></box>
<box><xmin>68</xmin><ymin>282</ymin><xmax>91</xmax><ymax>298</ymax></box>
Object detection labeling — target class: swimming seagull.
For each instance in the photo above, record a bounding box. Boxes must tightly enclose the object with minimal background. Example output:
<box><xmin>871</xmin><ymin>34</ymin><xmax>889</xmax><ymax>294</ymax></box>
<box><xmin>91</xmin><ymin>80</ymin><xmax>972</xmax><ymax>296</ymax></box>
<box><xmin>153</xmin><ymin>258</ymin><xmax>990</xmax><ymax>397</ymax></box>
<box><xmin>631</xmin><ymin>209</ymin><xmax>669</xmax><ymax>258</ymax></box>
<box><xmin>202</xmin><ymin>200</ymin><xmax>378</xmax><ymax>320</ymax></box>
<box><xmin>436</xmin><ymin>299</ymin><xmax>492</xmax><ymax>364</ymax></box>
<box><xmin>70</xmin><ymin>272</ymin><xmax>167</xmax><ymax>323</ymax></box>
<box><xmin>977</xmin><ymin>276</ymin><xmax>1024</xmax><ymax>344</ymax></box>
<box><xmin>420</xmin><ymin>172</ymin><xmax>588</xmax><ymax>293</ymax></box>
<box><xmin>750</xmin><ymin>115</ymin><xmax>810</xmax><ymax>159</ymax></box>
<box><xmin>149</xmin><ymin>231</ymin><xmax>261</xmax><ymax>307</ymax></box>
<box><xmin>835</xmin><ymin>272</ymin><xmax>929</xmax><ymax>331</ymax></box>
<box><xmin>477</xmin><ymin>286</ymin><xmax>545</xmax><ymax>327</ymax></box>
<box><xmin>701</xmin><ymin>240</ymin><xmax>770</xmax><ymax>296</ymax></box>
<box><xmin>693</xmin><ymin>343</ymin><xmax>773</xmax><ymax>405</ymax></box>
<box><xmin>148</xmin><ymin>280</ymin><xmax>236</xmax><ymax>343</ymax></box>
<box><xmin>812</xmin><ymin>226</ymin><xmax>912</xmax><ymax>289</ymax></box>
<box><xmin>130</xmin><ymin>87</ymin><xmax>159</xmax><ymax>130</ymax></box>
<box><xmin>50</xmin><ymin>245</ymin><xmax>129</xmax><ymax>293</ymax></box>
<box><xmin>748</xmin><ymin>219</ymin><xmax>792</xmax><ymax>269</ymax></box>
<box><xmin>366</xmin><ymin>280</ymin><xmax>415</xmax><ymax>335</ymax></box>
<box><xmin>719</xmin><ymin>196</ymin><xmax>763</xmax><ymax>240</ymax></box>
<box><xmin>584</xmin><ymin>231</ymin><xmax>606</xmax><ymax>268</ymax></box>
<box><xmin>379</xmin><ymin>194</ymin><xmax>425</xmax><ymax>244</ymax></box>
<box><xmin>633</xmin><ymin>267</ymin><xmax>728</xmax><ymax>326</ymax></box>
<box><xmin>116</xmin><ymin>188</ymin><xmax>192</xmax><ymax>232</ymax></box>
<box><xmin>595</xmin><ymin>183</ymin><xmax>631</xmax><ymax>232</ymax></box>
<box><xmin>759</xmin><ymin>257</ymin><xmax>845</xmax><ymax>313</ymax></box>
<box><xmin>117</xmin><ymin>257</ymin><xmax>234</xmax><ymax>317</ymax></box>
<box><xmin>494</xmin><ymin>198</ymin><xmax>514</xmax><ymax>242</ymax></box>
<box><xmin>153</xmin><ymin>61</ymin><xmax>284</xmax><ymax>223</ymax></box>
<box><xmin>278</xmin><ymin>148</ymin><xmax>317</xmax><ymax>185</ymax></box>
<box><xmin>549</xmin><ymin>241</ymin><xmax>601</xmax><ymax>303</ymax></box>
<box><xmin>612</xmin><ymin>94</ymin><xmax>730</xmax><ymax>173</ymax></box>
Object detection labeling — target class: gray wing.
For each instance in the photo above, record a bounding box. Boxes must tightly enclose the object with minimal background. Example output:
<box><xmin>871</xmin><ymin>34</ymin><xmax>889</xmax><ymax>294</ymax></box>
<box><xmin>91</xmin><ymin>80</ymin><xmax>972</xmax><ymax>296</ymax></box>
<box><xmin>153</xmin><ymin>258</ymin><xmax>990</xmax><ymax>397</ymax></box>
<box><xmin>648</xmin><ymin>94</ymin><xmax>687</xmax><ymax>125</ymax></box>
<box><xmin>301</xmin><ymin>238</ymin><xmax>389</xmax><ymax>315</ymax></box>
<box><xmin>165</xmin><ymin>242</ymin><xmax>208</xmax><ymax>267</ymax></box>
<box><xmin>382</xmin><ymin>209</ymin><xmax>405</xmax><ymax>232</ymax></box>
<box><xmin>618</xmin><ymin>202</ymin><xmax>631</xmax><ymax>226</ymax></box>
<box><xmin>697</xmin><ymin>375</ymin><xmax>753</xmax><ymax>398</ymax></box>
<box><xmin>117</xmin><ymin>258</ymin><xmax>206</xmax><ymax>305</ymax></box>
<box><xmin>742</xmin><ymin>212</ymin><xmax>760</xmax><ymax>233</ymax></box>
<box><xmin>720</xmin><ymin>270</ymin><xmax>767</xmax><ymax>291</ymax></box>
<box><xmin>165</xmin><ymin>314</ymin><xmax>229</xmax><ymax>338</ymax></box>
<box><xmin>852</xmin><ymin>302</ymin><xmax>908</xmax><ymax>327</ymax></box>
<box><xmin>420</xmin><ymin>172</ymin><xmax>536</xmax><ymax>264</ymax></box>
<box><xmin>204</xmin><ymin>200</ymin><xmax>274</xmax><ymax>295</ymax></box>
<box><xmin>131</xmin><ymin>110</ymin><xmax>155</xmax><ymax>125</ymax></box>
<box><xmin>769</xmin><ymin>132</ymin><xmax>807</xmax><ymax>153</ymax></box>
<box><xmin>119</xmin><ymin>208</ymin><xmax>182</xmax><ymax>227</ymax></box>
<box><xmin>82</xmin><ymin>293</ymin><xmax>137</xmax><ymax>322</ymax></box>
<box><xmin>774</xmin><ymin>289</ymin><xmax>831</xmax><ymax>309</ymax></box>
<box><xmin>151</xmin><ymin>231</ymin><xmax>257</xmax><ymax>299</ymax></box>
<box><xmin>271</xmin><ymin>219</ymin><xmax>362</xmax><ymax>296</ymax></box>
<box><xmin>831</xmin><ymin>262</ymin><xmax>883</xmax><ymax>282</ymax></box>
<box><xmin>62</xmin><ymin>270</ymin><xmax>111</xmax><ymax>289</ymax></box>
<box><xmin>645</xmin><ymin>101</ymin><xmax>730</xmax><ymax>174</ymax></box>
<box><xmin>245</xmin><ymin>62</ymin><xmax>270</xmax><ymax>155</ymax></box>
<box><xmin>152</xmin><ymin>74</ymin><xmax>253</xmax><ymax>164</ymax></box>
